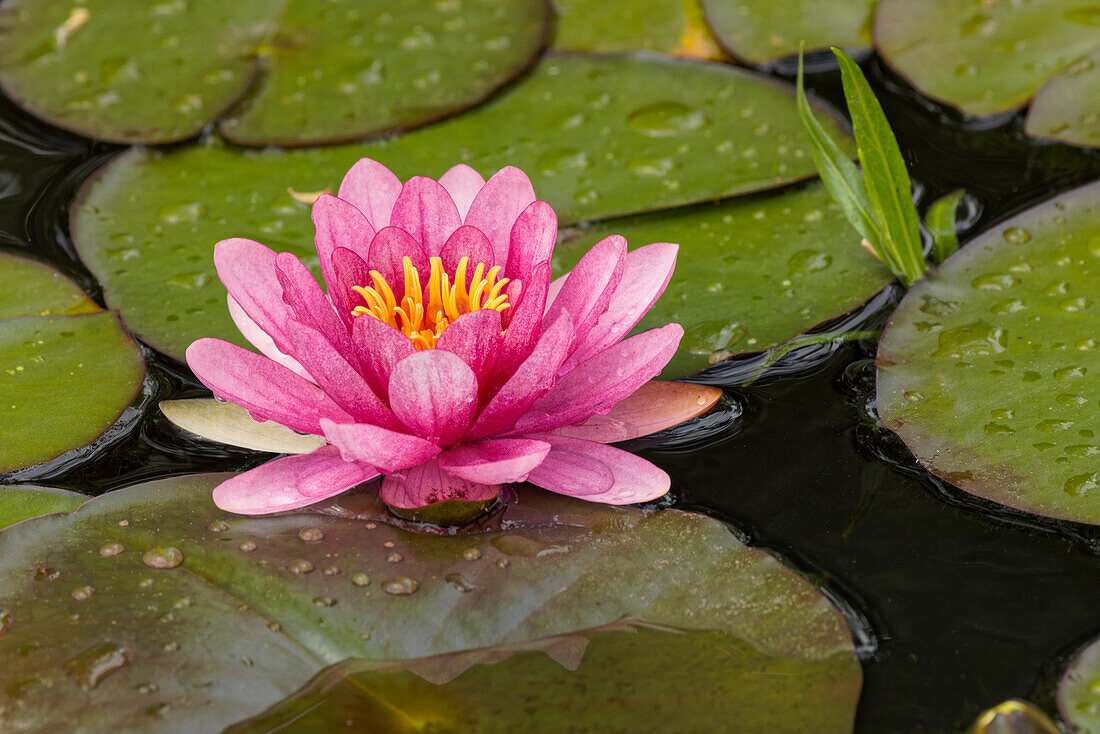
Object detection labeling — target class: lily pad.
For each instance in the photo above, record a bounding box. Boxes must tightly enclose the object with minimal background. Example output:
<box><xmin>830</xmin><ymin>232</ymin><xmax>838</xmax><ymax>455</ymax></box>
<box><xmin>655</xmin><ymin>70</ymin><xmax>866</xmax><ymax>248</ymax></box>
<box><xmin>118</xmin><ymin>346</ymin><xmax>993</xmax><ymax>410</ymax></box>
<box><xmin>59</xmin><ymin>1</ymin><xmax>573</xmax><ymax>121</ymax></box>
<box><xmin>0</xmin><ymin>473</ymin><xmax>861</xmax><ymax>732</ymax></box>
<box><xmin>556</xmin><ymin>182</ymin><xmax>892</xmax><ymax>377</ymax></box>
<box><xmin>0</xmin><ymin>253</ymin><xmax>145</xmax><ymax>472</ymax></box>
<box><xmin>1025</xmin><ymin>48</ymin><xmax>1100</xmax><ymax>149</ymax></box>
<box><xmin>0</xmin><ymin>485</ymin><xmax>85</xmax><ymax>530</ymax></box>
<box><xmin>701</xmin><ymin>0</ymin><xmax>875</xmax><ymax>64</ymax></box>
<box><xmin>552</xmin><ymin>0</ymin><xmax>722</xmax><ymax>59</ymax></box>
<box><xmin>877</xmin><ymin>180</ymin><xmax>1100</xmax><ymax>525</ymax></box>
<box><xmin>1059</xmin><ymin>636</ymin><xmax>1100</xmax><ymax>732</ymax></box>
<box><xmin>72</xmin><ymin>53</ymin><xmax>854</xmax><ymax>361</ymax></box>
<box><xmin>0</xmin><ymin>0</ymin><xmax>547</xmax><ymax>146</ymax></box>
<box><xmin>874</xmin><ymin>0</ymin><xmax>1100</xmax><ymax>116</ymax></box>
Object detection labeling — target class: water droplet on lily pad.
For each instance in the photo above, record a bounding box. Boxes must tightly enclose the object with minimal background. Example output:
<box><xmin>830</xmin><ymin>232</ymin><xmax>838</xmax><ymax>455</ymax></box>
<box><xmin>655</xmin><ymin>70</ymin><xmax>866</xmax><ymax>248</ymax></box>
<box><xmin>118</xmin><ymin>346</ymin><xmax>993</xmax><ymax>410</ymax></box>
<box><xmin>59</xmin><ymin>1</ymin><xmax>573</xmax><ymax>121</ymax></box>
<box><xmin>382</xmin><ymin>576</ymin><xmax>419</xmax><ymax>595</ymax></box>
<box><xmin>142</xmin><ymin>547</ymin><xmax>183</xmax><ymax>569</ymax></box>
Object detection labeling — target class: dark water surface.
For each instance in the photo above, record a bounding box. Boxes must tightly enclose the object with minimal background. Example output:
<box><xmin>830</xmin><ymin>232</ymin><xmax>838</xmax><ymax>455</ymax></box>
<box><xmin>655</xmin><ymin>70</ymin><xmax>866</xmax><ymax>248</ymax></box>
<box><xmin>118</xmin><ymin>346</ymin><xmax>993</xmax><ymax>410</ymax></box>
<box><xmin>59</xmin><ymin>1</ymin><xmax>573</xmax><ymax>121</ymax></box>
<box><xmin>1</xmin><ymin>54</ymin><xmax>1099</xmax><ymax>733</ymax></box>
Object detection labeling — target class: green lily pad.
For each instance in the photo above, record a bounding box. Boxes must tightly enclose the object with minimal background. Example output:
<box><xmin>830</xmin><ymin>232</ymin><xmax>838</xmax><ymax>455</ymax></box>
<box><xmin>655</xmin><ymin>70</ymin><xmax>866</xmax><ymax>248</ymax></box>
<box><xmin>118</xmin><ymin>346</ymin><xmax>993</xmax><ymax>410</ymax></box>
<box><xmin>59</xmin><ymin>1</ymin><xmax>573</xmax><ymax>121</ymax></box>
<box><xmin>1025</xmin><ymin>48</ymin><xmax>1100</xmax><ymax>149</ymax></box>
<box><xmin>556</xmin><ymin>182</ymin><xmax>892</xmax><ymax>378</ymax></box>
<box><xmin>874</xmin><ymin>0</ymin><xmax>1100</xmax><ymax>116</ymax></box>
<box><xmin>0</xmin><ymin>473</ymin><xmax>860</xmax><ymax>732</ymax></box>
<box><xmin>72</xmin><ymin>53</ymin><xmax>854</xmax><ymax>361</ymax></box>
<box><xmin>0</xmin><ymin>485</ymin><xmax>85</xmax><ymax>530</ymax></box>
<box><xmin>0</xmin><ymin>253</ymin><xmax>145</xmax><ymax>472</ymax></box>
<box><xmin>0</xmin><ymin>0</ymin><xmax>547</xmax><ymax>146</ymax></box>
<box><xmin>552</xmin><ymin>0</ymin><xmax>722</xmax><ymax>58</ymax></box>
<box><xmin>701</xmin><ymin>0</ymin><xmax>874</xmax><ymax>64</ymax></box>
<box><xmin>877</xmin><ymin>180</ymin><xmax>1100</xmax><ymax>525</ymax></box>
<box><xmin>1059</xmin><ymin>636</ymin><xmax>1100</xmax><ymax>732</ymax></box>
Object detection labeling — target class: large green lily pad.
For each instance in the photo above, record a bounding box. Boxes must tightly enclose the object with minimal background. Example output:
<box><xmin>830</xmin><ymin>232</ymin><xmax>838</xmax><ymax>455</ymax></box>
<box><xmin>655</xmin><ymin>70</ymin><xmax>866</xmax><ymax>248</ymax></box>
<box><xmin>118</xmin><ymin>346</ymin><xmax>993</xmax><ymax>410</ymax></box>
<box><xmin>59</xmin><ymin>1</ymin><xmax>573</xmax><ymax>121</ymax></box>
<box><xmin>1025</xmin><ymin>47</ymin><xmax>1100</xmax><ymax>149</ymax></box>
<box><xmin>877</xmin><ymin>181</ymin><xmax>1100</xmax><ymax>525</ymax></box>
<box><xmin>556</xmin><ymin>182</ymin><xmax>892</xmax><ymax>378</ymax></box>
<box><xmin>1059</xmin><ymin>636</ymin><xmax>1100</xmax><ymax>732</ymax></box>
<box><xmin>701</xmin><ymin>0</ymin><xmax>875</xmax><ymax>64</ymax></box>
<box><xmin>0</xmin><ymin>474</ymin><xmax>861</xmax><ymax>732</ymax></box>
<box><xmin>0</xmin><ymin>0</ymin><xmax>547</xmax><ymax>146</ymax></box>
<box><xmin>0</xmin><ymin>253</ymin><xmax>145</xmax><ymax>472</ymax></box>
<box><xmin>874</xmin><ymin>0</ymin><xmax>1100</xmax><ymax>117</ymax></box>
<box><xmin>552</xmin><ymin>0</ymin><xmax>722</xmax><ymax>58</ymax></box>
<box><xmin>72</xmin><ymin>53</ymin><xmax>853</xmax><ymax>361</ymax></box>
<box><xmin>0</xmin><ymin>485</ymin><xmax>85</xmax><ymax>530</ymax></box>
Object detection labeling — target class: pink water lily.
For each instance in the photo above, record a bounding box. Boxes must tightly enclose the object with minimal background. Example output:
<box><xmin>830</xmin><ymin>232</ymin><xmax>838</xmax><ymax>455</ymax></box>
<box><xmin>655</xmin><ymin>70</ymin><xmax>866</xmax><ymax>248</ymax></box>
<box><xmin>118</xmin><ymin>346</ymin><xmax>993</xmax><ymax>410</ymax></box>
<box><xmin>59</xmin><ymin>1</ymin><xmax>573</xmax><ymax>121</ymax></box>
<box><xmin>187</xmin><ymin>159</ymin><xmax>693</xmax><ymax>515</ymax></box>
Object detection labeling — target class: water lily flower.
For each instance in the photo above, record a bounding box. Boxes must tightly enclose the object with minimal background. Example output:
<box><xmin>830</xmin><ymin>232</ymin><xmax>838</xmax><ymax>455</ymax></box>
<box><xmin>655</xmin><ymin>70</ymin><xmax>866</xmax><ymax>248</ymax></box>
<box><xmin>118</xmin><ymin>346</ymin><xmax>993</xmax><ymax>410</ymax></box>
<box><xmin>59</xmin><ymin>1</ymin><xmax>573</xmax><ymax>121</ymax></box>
<box><xmin>187</xmin><ymin>159</ymin><xmax>692</xmax><ymax>515</ymax></box>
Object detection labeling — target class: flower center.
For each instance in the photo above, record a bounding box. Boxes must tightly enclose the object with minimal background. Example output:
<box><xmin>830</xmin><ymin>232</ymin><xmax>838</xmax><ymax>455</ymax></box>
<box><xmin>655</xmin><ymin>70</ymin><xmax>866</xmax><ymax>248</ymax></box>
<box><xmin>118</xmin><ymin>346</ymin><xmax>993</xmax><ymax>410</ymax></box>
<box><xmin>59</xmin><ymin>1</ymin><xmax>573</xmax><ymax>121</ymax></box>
<box><xmin>351</xmin><ymin>255</ymin><xmax>510</xmax><ymax>350</ymax></box>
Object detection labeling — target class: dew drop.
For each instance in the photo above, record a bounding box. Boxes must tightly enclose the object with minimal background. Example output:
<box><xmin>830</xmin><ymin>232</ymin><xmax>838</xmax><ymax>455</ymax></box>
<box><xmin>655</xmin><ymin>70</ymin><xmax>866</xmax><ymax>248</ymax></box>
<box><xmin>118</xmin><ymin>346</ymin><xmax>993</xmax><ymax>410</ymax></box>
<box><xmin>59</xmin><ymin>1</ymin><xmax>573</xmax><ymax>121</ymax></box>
<box><xmin>387</xmin><ymin>553</ymin><xmax>403</xmax><ymax>563</ymax></box>
<box><xmin>322</xmin><ymin>565</ymin><xmax>341</xmax><ymax>576</ymax></box>
<box><xmin>298</xmin><ymin>527</ymin><xmax>324</xmax><ymax>542</ymax></box>
<box><xmin>625</xmin><ymin>101</ymin><xmax>707</xmax><ymax>137</ymax></box>
<box><xmin>1001</xmin><ymin>226</ymin><xmax>1031</xmax><ymax>244</ymax></box>
<box><xmin>70</xmin><ymin>585</ymin><xmax>95</xmax><ymax>601</ymax></box>
<box><xmin>351</xmin><ymin>572</ymin><xmax>371</xmax><ymax>587</ymax></box>
<box><xmin>98</xmin><ymin>542</ymin><xmax>125</xmax><ymax>557</ymax></box>
<box><xmin>382</xmin><ymin>576</ymin><xmax>419</xmax><ymax>595</ymax></box>
<box><xmin>142</xmin><ymin>547</ymin><xmax>183</xmax><ymax>569</ymax></box>
<box><xmin>1064</xmin><ymin>472</ymin><xmax>1099</xmax><ymax>497</ymax></box>
<box><xmin>207</xmin><ymin>520</ymin><xmax>230</xmax><ymax>532</ymax></box>
<box><xmin>239</xmin><ymin>540</ymin><xmax>257</xmax><ymax>552</ymax></box>
<box><xmin>312</xmin><ymin>596</ymin><xmax>337</xmax><ymax>607</ymax></box>
<box><xmin>462</xmin><ymin>547</ymin><xmax>482</xmax><ymax>561</ymax></box>
<box><xmin>64</xmin><ymin>643</ymin><xmax>133</xmax><ymax>689</ymax></box>
<box><xmin>288</xmin><ymin>559</ymin><xmax>315</xmax><ymax>575</ymax></box>
<box><xmin>445</xmin><ymin>573</ymin><xmax>477</xmax><ymax>593</ymax></box>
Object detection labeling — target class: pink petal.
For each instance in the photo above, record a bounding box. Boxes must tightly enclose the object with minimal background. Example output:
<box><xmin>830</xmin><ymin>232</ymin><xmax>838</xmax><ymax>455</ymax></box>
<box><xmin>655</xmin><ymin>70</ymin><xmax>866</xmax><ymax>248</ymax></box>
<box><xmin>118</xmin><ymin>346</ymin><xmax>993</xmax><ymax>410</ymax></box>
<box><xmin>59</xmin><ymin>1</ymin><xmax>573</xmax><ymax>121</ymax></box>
<box><xmin>525</xmin><ymin>434</ymin><xmax>671</xmax><ymax>504</ymax></box>
<box><xmin>338</xmin><ymin>158</ymin><xmax>402</xmax><ymax>229</ymax></box>
<box><xmin>435</xmin><ymin>309</ymin><xmax>502</xmax><ymax>399</ymax></box>
<box><xmin>284</xmin><ymin>320</ymin><xmax>400</xmax><ymax>431</ymax></box>
<box><xmin>464</xmin><ymin>166</ymin><xmax>536</xmax><ymax>266</ymax></box>
<box><xmin>367</xmin><ymin>226</ymin><xmax>429</xmax><ymax>291</ymax></box>
<box><xmin>387</xmin><ymin>349</ymin><xmax>478</xmax><ymax>446</ymax></box>
<box><xmin>544</xmin><ymin>235</ymin><xmax>626</xmax><ymax>361</ymax></box>
<box><xmin>311</xmin><ymin>194</ymin><xmax>374</xmax><ymax>296</ymax></box>
<box><xmin>214</xmin><ymin>238</ymin><xmax>293</xmax><ymax>354</ymax></box>
<box><xmin>350</xmin><ymin>314</ymin><xmax>415</xmax><ymax>399</ymax></box>
<box><xmin>467</xmin><ymin>310</ymin><xmax>573</xmax><ymax>440</ymax></box>
<box><xmin>274</xmin><ymin>252</ymin><xmax>354</xmax><ymax>359</ymax></box>
<box><xmin>438</xmin><ymin>164</ymin><xmax>486</xmax><ymax>219</ymax></box>
<box><xmin>227</xmin><ymin>295</ymin><xmax>312</xmax><ymax>382</ymax></box>
<box><xmin>440</xmin><ymin>225</ymin><xmax>495</xmax><ymax>272</ymax></box>
<box><xmin>380</xmin><ymin>457</ymin><xmax>501</xmax><ymax>509</ymax></box>
<box><xmin>389</xmin><ymin>176</ymin><xmax>461</xmax><ymax>256</ymax></box>
<box><xmin>552</xmin><ymin>381</ymin><xmax>723</xmax><ymax>443</ymax></box>
<box><xmin>320</xmin><ymin>418</ymin><xmax>440</xmax><ymax>473</ymax></box>
<box><xmin>186</xmin><ymin>338</ymin><xmax>352</xmax><ymax>435</ymax></box>
<box><xmin>212</xmin><ymin>446</ymin><xmax>376</xmax><ymax>515</ymax></box>
<box><xmin>438</xmin><ymin>438</ymin><xmax>551</xmax><ymax>485</ymax></box>
<box><xmin>504</xmin><ymin>201</ymin><xmax>556</xmax><ymax>281</ymax></box>
<box><xmin>329</xmin><ymin>246</ymin><xmax>372</xmax><ymax>330</ymax></box>
<box><xmin>489</xmin><ymin>261</ymin><xmax>550</xmax><ymax>391</ymax></box>
<box><xmin>567</xmin><ymin>242</ymin><xmax>678</xmax><ymax>367</ymax></box>
<box><xmin>511</xmin><ymin>324</ymin><xmax>684</xmax><ymax>435</ymax></box>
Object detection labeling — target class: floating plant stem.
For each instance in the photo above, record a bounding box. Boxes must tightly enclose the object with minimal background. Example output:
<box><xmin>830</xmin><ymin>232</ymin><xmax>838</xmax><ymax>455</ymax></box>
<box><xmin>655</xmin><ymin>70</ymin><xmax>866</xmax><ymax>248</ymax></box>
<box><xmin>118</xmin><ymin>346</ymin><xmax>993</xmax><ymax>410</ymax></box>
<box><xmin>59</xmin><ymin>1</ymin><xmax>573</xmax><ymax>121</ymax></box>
<box><xmin>740</xmin><ymin>329</ymin><xmax>881</xmax><ymax>386</ymax></box>
<box><xmin>797</xmin><ymin>45</ymin><xmax>935</xmax><ymax>288</ymax></box>
<box><xmin>925</xmin><ymin>189</ymin><xmax>966</xmax><ymax>264</ymax></box>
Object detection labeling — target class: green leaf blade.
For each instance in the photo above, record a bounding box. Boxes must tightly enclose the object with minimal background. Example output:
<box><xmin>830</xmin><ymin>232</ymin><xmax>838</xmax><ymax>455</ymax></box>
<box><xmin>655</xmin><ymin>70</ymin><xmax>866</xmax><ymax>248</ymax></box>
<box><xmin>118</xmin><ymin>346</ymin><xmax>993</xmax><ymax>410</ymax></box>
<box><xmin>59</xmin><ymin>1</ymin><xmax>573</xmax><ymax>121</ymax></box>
<box><xmin>926</xmin><ymin>188</ymin><xmax>966</xmax><ymax>264</ymax></box>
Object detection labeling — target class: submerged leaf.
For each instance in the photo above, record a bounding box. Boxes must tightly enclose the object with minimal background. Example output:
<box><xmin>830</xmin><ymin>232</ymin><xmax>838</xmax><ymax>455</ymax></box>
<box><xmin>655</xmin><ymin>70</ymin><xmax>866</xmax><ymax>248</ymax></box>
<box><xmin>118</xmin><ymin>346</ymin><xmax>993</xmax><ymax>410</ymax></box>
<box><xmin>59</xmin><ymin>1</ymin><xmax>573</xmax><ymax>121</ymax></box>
<box><xmin>926</xmin><ymin>189</ymin><xmax>966</xmax><ymax>265</ymax></box>
<box><xmin>0</xmin><ymin>485</ymin><xmax>85</xmax><ymax>529</ymax></box>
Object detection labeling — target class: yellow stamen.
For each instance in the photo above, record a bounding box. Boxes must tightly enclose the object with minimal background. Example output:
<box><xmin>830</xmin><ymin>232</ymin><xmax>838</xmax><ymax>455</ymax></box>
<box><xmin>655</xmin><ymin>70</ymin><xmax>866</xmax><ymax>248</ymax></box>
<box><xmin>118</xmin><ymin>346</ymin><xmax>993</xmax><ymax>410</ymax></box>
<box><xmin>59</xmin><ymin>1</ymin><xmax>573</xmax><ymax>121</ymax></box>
<box><xmin>350</xmin><ymin>256</ymin><xmax>510</xmax><ymax>350</ymax></box>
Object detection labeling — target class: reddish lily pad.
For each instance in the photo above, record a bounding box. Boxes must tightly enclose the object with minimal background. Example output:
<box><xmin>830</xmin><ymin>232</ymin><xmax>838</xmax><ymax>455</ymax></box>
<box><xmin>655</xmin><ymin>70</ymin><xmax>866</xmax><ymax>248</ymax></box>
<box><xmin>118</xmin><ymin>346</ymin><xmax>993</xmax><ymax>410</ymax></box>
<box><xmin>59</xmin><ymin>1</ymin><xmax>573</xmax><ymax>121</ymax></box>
<box><xmin>0</xmin><ymin>473</ymin><xmax>860</xmax><ymax>732</ymax></box>
<box><xmin>72</xmin><ymin>54</ymin><xmax>854</xmax><ymax>361</ymax></box>
<box><xmin>0</xmin><ymin>0</ymin><xmax>547</xmax><ymax>145</ymax></box>
<box><xmin>877</xmin><ymin>181</ymin><xmax>1100</xmax><ymax>525</ymax></box>
<box><xmin>1025</xmin><ymin>48</ymin><xmax>1100</xmax><ymax>149</ymax></box>
<box><xmin>874</xmin><ymin>0</ymin><xmax>1100</xmax><ymax>117</ymax></box>
<box><xmin>0</xmin><ymin>253</ymin><xmax>145</xmax><ymax>472</ymax></box>
<box><xmin>556</xmin><ymin>182</ymin><xmax>892</xmax><ymax>378</ymax></box>
<box><xmin>701</xmin><ymin>0</ymin><xmax>875</xmax><ymax>64</ymax></box>
<box><xmin>0</xmin><ymin>485</ymin><xmax>85</xmax><ymax>530</ymax></box>
<box><xmin>1059</xmin><ymin>636</ymin><xmax>1100</xmax><ymax>732</ymax></box>
<box><xmin>552</xmin><ymin>0</ymin><xmax>722</xmax><ymax>58</ymax></box>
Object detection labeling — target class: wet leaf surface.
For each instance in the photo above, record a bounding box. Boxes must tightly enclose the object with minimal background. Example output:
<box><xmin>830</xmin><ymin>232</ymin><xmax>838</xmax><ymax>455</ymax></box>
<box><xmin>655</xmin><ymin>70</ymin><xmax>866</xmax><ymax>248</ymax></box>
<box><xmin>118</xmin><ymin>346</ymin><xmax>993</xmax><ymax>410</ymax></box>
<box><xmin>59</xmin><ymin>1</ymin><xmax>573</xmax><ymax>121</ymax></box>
<box><xmin>701</xmin><ymin>0</ymin><xmax>874</xmax><ymax>64</ymax></box>
<box><xmin>877</xmin><ymin>181</ymin><xmax>1100</xmax><ymax>524</ymax></box>
<box><xmin>874</xmin><ymin>0</ymin><xmax>1100</xmax><ymax>117</ymax></box>
<box><xmin>0</xmin><ymin>485</ymin><xmax>85</xmax><ymax>529</ymax></box>
<box><xmin>0</xmin><ymin>253</ymin><xmax>145</xmax><ymax>472</ymax></box>
<box><xmin>552</xmin><ymin>0</ymin><xmax>721</xmax><ymax>58</ymax></box>
<box><xmin>0</xmin><ymin>474</ymin><xmax>860</xmax><ymax>732</ymax></box>
<box><xmin>72</xmin><ymin>54</ymin><xmax>853</xmax><ymax>361</ymax></box>
<box><xmin>0</xmin><ymin>0</ymin><xmax>547</xmax><ymax>145</ymax></box>
<box><xmin>556</xmin><ymin>182</ymin><xmax>892</xmax><ymax>377</ymax></box>
<box><xmin>1025</xmin><ymin>47</ymin><xmax>1100</xmax><ymax>149</ymax></box>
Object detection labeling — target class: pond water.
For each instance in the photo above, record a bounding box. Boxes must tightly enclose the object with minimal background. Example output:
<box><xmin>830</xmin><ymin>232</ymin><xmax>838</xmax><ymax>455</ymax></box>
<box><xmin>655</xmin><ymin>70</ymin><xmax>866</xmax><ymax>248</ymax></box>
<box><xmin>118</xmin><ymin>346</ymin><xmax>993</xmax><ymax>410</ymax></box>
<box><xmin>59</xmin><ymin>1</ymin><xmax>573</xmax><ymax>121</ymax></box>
<box><xmin>0</xmin><ymin>51</ymin><xmax>1098</xmax><ymax>732</ymax></box>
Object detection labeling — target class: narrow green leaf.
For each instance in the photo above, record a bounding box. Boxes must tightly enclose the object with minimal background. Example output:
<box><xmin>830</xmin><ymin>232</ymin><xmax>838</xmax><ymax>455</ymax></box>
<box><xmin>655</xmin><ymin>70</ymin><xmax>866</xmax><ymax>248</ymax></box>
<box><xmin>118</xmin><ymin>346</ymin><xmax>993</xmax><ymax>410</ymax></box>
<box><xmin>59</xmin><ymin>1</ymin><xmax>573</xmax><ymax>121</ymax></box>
<box><xmin>832</xmin><ymin>47</ymin><xmax>926</xmax><ymax>287</ymax></box>
<box><xmin>925</xmin><ymin>188</ymin><xmax>966</xmax><ymax>264</ymax></box>
<box><xmin>795</xmin><ymin>47</ymin><xmax>884</xmax><ymax>261</ymax></box>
